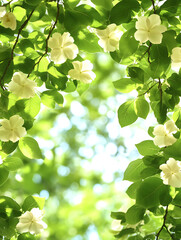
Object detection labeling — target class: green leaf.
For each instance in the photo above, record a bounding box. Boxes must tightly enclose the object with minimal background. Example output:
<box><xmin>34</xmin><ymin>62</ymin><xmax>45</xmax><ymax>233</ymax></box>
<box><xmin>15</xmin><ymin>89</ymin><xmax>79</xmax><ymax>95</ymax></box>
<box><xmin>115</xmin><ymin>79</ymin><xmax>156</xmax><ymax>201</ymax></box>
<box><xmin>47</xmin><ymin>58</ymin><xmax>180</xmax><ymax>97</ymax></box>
<box><xmin>19</xmin><ymin>137</ymin><xmax>43</xmax><ymax>159</ymax></box>
<box><xmin>115</xmin><ymin>228</ymin><xmax>135</xmax><ymax>238</ymax></box>
<box><xmin>0</xmin><ymin>196</ymin><xmax>20</xmax><ymax>211</ymax></box>
<box><xmin>128</xmin><ymin>235</ymin><xmax>144</xmax><ymax>240</ymax></box>
<box><xmin>111</xmin><ymin>212</ymin><xmax>126</xmax><ymax>222</ymax></box>
<box><xmin>113</xmin><ymin>78</ymin><xmax>136</xmax><ymax>93</ymax></box>
<box><xmin>150</xmin><ymin>45</ymin><xmax>170</xmax><ymax>78</ymax></box>
<box><xmin>19</xmin><ymin>39</ymin><xmax>34</xmax><ymax>57</ymax></box>
<box><xmin>124</xmin><ymin>159</ymin><xmax>146</xmax><ymax>182</ymax></box>
<box><xmin>0</xmin><ymin>45</ymin><xmax>11</xmax><ymax>61</ymax></box>
<box><xmin>18</xmin><ymin>233</ymin><xmax>36</xmax><ymax>240</ymax></box>
<box><xmin>91</xmin><ymin>0</ymin><xmax>112</xmax><ymax>10</ymax></box>
<box><xmin>12</xmin><ymin>6</ymin><xmax>26</xmax><ymax>22</ymax></box>
<box><xmin>140</xmin><ymin>167</ymin><xmax>159</xmax><ymax>179</ymax></box>
<box><xmin>127</xmin><ymin>66</ymin><xmax>145</xmax><ymax>83</ymax></box>
<box><xmin>134</xmin><ymin>98</ymin><xmax>149</xmax><ymax>119</ymax></box>
<box><xmin>25</xmin><ymin>0</ymin><xmax>42</xmax><ymax>6</ymax></box>
<box><xmin>110</xmin><ymin>0</ymin><xmax>140</xmax><ymax>24</ymax></box>
<box><xmin>3</xmin><ymin>157</ymin><xmax>23</xmax><ymax>171</ymax></box>
<box><xmin>173</xmin><ymin>192</ymin><xmax>181</xmax><ymax>206</ymax></box>
<box><xmin>118</xmin><ymin>29</ymin><xmax>139</xmax><ymax>62</ymax></box>
<box><xmin>75</xmin><ymin>29</ymin><xmax>102</xmax><ymax>53</ymax></box>
<box><xmin>173</xmin><ymin>110</ymin><xmax>181</xmax><ymax>128</ymax></box>
<box><xmin>126</xmin><ymin>181</ymin><xmax>141</xmax><ymax>199</ymax></box>
<box><xmin>125</xmin><ymin>205</ymin><xmax>145</xmax><ymax>224</ymax></box>
<box><xmin>151</xmin><ymin>101</ymin><xmax>167</xmax><ymax>124</ymax></box>
<box><xmin>41</xmin><ymin>90</ymin><xmax>64</xmax><ymax>108</ymax></box>
<box><xmin>136</xmin><ymin>177</ymin><xmax>170</xmax><ymax>208</ymax></box>
<box><xmin>118</xmin><ymin>100</ymin><xmax>138</xmax><ymax>127</ymax></box>
<box><xmin>167</xmin><ymin>73</ymin><xmax>181</xmax><ymax>96</ymax></box>
<box><xmin>64</xmin><ymin>6</ymin><xmax>93</xmax><ymax>32</ymax></box>
<box><xmin>136</xmin><ymin>140</ymin><xmax>160</xmax><ymax>156</ymax></box>
<box><xmin>14</xmin><ymin>95</ymin><xmax>41</xmax><ymax>118</ymax></box>
<box><xmin>143</xmin><ymin>155</ymin><xmax>165</xmax><ymax>169</ymax></box>
<box><xmin>163</xmin><ymin>139</ymin><xmax>181</xmax><ymax>160</ymax></box>
<box><xmin>1</xmin><ymin>141</ymin><xmax>18</xmax><ymax>154</ymax></box>
<box><xmin>0</xmin><ymin>167</ymin><xmax>9</xmax><ymax>186</ymax></box>
<box><xmin>22</xmin><ymin>195</ymin><xmax>45</xmax><ymax>211</ymax></box>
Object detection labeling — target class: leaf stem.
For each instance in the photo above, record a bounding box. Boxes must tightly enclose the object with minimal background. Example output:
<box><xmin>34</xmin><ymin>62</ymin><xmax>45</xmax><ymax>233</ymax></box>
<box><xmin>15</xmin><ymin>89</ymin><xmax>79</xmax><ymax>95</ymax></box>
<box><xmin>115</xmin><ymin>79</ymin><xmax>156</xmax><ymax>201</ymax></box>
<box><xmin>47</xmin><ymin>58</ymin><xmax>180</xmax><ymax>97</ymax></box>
<box><xmin>138</xmin><ymin>82</ymin><xmax>158</xmax><ymax>97</ymax></box>
<box><xmin>156</xmin><ymin>206</ymin><xmax>173</xmax><ymax>239</ymax></box>
<box><xmin>27</xmin><ymin>0</ymin><xmax>60</xmax><ymax>78</ymax></box>
<box><xmin>158</xmin><ymin>78</ymin><xmax>162</xmax><ymax>107</ymax></box>
<box><xmin>0</xmin><ymin>8</ymin><xmax>35</xmax><ymax>90</ymax></box>
<box><xmin>151</xmin><ymin>0</ymin><xmax>156</xmax><ymax>13</ymax></box>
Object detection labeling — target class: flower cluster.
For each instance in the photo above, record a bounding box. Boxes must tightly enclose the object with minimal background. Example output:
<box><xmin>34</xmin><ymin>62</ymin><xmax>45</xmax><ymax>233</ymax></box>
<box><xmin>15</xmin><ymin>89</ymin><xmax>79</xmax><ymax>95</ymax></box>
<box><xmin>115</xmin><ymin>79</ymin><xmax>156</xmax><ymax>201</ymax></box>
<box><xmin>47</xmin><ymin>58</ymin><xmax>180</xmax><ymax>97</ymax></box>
<box><xmin>0</xmin><ymin>115</ymin><xmax>26</xmax><ymax>143</ymax></box>
<box><xmin>153</xmin><ymin>120</ymin><xmax>178</xmax><ymax>148</ymax></box>
<box><xmin>0</xmin><ymin>7</ymin><xmax>16</xmax><ymax>30</ymax></box>
<box><xmin>134</xmin><ymin>14</ymin><xmax>166</xmax><ymax>44</ymax></box>
<box><xmin>95</xmin><ymin>24</ymin><xmax>122</xmax><ymax>52</ymax></box>
<box><xmin>16</xmin><ymin>208</ymin><xmax>47</xmax><ymax>234</ymax></box>
<box><xmin>8</xmin><ymin>72</ymin><xmax>37</xmax><ymax>98</ymax></box>
<box><xmin>48</xmin><ymin>32</ymin><xmax>78</xmax><ymax>64</ymax></box>
<box><xmin>160</xmin><ymin>158</ymin><xmax>181</xmax><ymax>188</ymax></box>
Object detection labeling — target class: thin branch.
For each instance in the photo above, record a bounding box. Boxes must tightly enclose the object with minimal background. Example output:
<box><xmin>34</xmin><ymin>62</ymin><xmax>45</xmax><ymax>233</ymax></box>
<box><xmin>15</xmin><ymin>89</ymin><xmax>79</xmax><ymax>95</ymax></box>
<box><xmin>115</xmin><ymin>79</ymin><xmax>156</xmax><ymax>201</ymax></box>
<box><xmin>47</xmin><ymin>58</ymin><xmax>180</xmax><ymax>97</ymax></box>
<box><xmin>156</xmin><ymin>206</ymin><xmax>173</xmax><ymax>240</ymax></box>
<box><xmin>138</xmin><ymin>82</ymin><xmax>158</xmax><ymax>97</ymax></box>
<box><xmin>27</xmin><ymin>0</ymin><xmax>60</xmax><ymax>78</ymax></box>
<box><xmin>151</xmin><ymin>0</ymin><xmax>156</xmax><ymax>13</ymax></box>
<box><xmin>139</xmin><ymin>42</ymin><xmax>152</xmax><ymax>64</ymax></box>
<box><xmin>158</xmin><ymin>78</ymin><xmax>162</xmax><ymax>107</ymax></box>
<box><xmin>0</xmin><ymin>8</ymin><xmax>35</xmax><ymax>90</ymax></box>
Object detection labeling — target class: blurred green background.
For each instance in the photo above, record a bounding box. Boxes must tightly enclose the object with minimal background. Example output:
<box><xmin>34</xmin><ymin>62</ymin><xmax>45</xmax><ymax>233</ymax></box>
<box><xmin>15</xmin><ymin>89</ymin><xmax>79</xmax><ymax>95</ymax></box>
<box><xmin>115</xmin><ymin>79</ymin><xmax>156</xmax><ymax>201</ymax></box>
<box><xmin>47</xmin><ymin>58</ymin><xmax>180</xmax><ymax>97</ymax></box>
<box><xmin>1</xmin><ymin>53</ymin><xmax>142</xmax><ymax>239</ymax></box>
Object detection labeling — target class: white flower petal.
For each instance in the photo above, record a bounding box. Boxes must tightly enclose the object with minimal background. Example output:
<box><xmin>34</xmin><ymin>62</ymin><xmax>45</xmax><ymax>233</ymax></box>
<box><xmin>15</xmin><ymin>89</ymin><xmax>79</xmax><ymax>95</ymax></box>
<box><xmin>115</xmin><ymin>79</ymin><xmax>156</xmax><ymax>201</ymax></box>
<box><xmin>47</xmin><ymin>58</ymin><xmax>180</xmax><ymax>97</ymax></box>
<box><xmin>48</xmin><ymin>32</ymin><xmax>78</xmax><ymax>64</ymax></box>
<box><xmin>148</xmin><ymin>14</ymin><xmax>161</xmax><ymax>28</ymax></box>
<box><xmin>1</xmin><ymin>12</ymin><xmax>16</xmax><ymax>30</ymax></box>
<box><xmin>165</xmin><ymin>120</ymin><xmax>178</xmax><ymax>133</ymax></box>
<box><xmin>134</xmin><ymin>30</ymin><xmax>148</xmax><ymax>43</ymax></box>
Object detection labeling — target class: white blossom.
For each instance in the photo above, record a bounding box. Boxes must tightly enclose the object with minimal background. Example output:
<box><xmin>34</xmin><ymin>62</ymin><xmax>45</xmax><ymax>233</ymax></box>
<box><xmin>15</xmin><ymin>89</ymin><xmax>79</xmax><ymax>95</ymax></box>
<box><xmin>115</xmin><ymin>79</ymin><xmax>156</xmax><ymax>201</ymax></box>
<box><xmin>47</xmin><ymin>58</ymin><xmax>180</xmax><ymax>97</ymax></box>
<box><xmin>153</xmin><ymin>120</ymin><xmax>178</xmax><ymax>147</ymax></box>
<box><xmin>16</xmin><ymin>208</ymin><xmax>47</xmax><ymax>235</ymax></box>
<box><xmin>171</xmin><ymin>47</ymin><xmax>181</xmax><ymax>68</ymax></box>
<box><xmin>48</xmin><ymin>32</ymin><xmax>78</xmax><ymax>64</ymax></box>
<box><xmin>0</xmin><ymin>7</ymin><xmax>6</xmax><ymax>17</ymax></box>
<box><xmin>8</xmin><ymin>72</ymin><xmax>37</xmax><ymax>98</ymax></box>
<box><xmin>134</xmin><ymin>14</ymin><xmax>166</xmax><ymax>44</ymax></box>
<box><xmin>0</xmin><ymin>115</ymin><xmax>26</xmax><ymax>143</ymax></box>
<box><xmin>1</xmin><ymin>12</ymin><xmax>16</xmax><ymax>30</ymax></box>
<box><xmin>95</xmin><ymin>24</ymin><xmax>122</xmax><ymax>52</ymax></box>
<box><xmin>160</xmin><ymin>158</ymin><xmax>181</xmax><ymax>188</ymax></box>
<box><xmin>68</xmin><ymin>60</ymin><xmax>96</xmax><ymax>84</ymax></box>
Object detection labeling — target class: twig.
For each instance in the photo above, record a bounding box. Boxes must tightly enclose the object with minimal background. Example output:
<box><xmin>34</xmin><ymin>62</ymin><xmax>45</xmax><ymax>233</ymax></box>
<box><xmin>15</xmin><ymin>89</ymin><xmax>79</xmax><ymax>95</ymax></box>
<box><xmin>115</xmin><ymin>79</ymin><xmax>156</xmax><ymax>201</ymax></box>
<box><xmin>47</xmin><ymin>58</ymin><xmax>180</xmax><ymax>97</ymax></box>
<box><xmin>27</xmin><ymin>0</ymin><xmax>60</xmax><ymax>78</ymax></box>
<box><xmin>156</xmin><ymin>206</ymin><xmax>173</xmax><ymax>240</ymax></box>
<box><xmin>0</xmin><ymin>8</ymin><xmax>35</xmax><ymax>90</ymax></box>
<box><xmin>138</xmin><ymin>82</ymin><xmax>158</xmax><ymax>97</ymax></box>
<box><xmin>151</xmin><ymin>0</ymin><xmax>156</xmax><ymax>13</ymax></box>
<box><xmin>158</xmin><ymin>78</ymin><xmax>162</xmax><ymax>107</ymax></box>
<box><xmin>139</xmin><ymin>42</ymin><xmax>152</xmax><ymax>64</ymax></box>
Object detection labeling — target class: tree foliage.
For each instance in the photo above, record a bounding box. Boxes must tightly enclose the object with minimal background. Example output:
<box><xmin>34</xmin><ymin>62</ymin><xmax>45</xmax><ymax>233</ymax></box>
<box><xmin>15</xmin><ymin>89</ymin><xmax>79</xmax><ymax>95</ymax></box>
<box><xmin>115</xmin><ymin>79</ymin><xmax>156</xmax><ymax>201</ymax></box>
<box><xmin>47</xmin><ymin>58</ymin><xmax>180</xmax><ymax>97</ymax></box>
<box><xmin>0</xmin><ymin>0</ymin><xmax>181</xmax><ymax>239</ymax></box>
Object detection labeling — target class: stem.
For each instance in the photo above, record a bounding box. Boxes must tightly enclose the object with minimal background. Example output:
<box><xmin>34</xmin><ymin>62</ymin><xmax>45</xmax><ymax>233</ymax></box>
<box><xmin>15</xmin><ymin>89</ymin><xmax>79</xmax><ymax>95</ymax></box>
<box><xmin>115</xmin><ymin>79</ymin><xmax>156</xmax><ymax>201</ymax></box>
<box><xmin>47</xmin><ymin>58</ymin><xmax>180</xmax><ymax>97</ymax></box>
<box><xmin>27</xmin><ymin>0</ymin><xmax>60</xmax><ymax>78</ymax></box>
<box><xmin>0</xmin><ymin>8</ymin><xmax>35</xmax><ymax>90</ymax></box>
<box><xmin>139</xmin><ymin>42</ymin><xmax>152</xmax><ymax>64</ymax></box>
<box><xmin>156</xmin><ymin>206</ymin><xmax>173</xmax><ymax>240</ymax></box>
<box><xmin>138</xmin><ymin>82</ymin><xmax>158</xmax><ymax>97</ymax></box>
<box><xmin>158</xmin><ymin>78</ymin><xmax>162</xmax><ymax>107</ymax></box>
<box><xmin>151</xmin><ymin>0</ymin><xmax>156</xmax><ymax>13</ymax></box>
